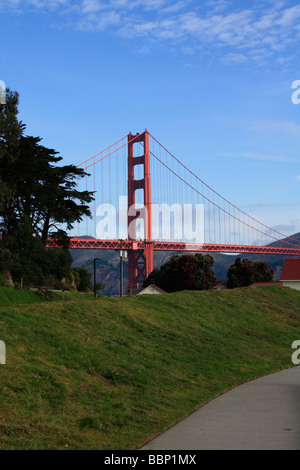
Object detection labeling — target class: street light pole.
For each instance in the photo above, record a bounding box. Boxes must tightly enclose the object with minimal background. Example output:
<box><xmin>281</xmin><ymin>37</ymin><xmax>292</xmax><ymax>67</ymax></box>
<box><xmin>94</xmin><ymin>258</ymin><xmax>101</xmax><ymax>298</ymax></box>
<box><xmin>203</xmin><ymin>254</ymin><xmax>206</xmax><ymax>290</ymax></box>
<box><xmin>119</xmin><ymin>240</ymin><xmax>128</xmax><ymax>297</ymax></box>
<box><xmin>120</xmin><ymin>253</ymin><xmax>123</xmax><ymax>298</ymax></box>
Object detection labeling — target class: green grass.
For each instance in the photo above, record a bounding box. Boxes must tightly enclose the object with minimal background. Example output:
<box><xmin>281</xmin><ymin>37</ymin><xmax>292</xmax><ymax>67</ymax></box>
<box><xmin>0</xmin><ymin>286</ymin><xmax>96</xmax><ymax>307</ymax></box>
<box><xmin>0</xmin><ymin>285</ymin><xmax>300</xmax><ymax>449</ymax></box>
<box><xmin>0</xmin><ymin>286</ymin><xmax>45</xmax><ymax>307</ymax></box>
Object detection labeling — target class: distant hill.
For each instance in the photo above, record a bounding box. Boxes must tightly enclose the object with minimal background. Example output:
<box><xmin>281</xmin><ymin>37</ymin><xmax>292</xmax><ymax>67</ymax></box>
<box><xmin>70</xmin><ymin>233</ymin><xmax>300</xmax><ymax>294</ymax></box>
<box><xmin>234</xmin><ymin>232</ymin><xmax>300</xmax><ymax>281</ymax></box>
<box><xmin>69</xmin><ymin>247</ymin><xmax>124</xmax><ymax>296</ymax></box>
<box><xmin>267</xmin><ymin>231</ymin><xmax>300</xmax><ymax>247</ymax></box>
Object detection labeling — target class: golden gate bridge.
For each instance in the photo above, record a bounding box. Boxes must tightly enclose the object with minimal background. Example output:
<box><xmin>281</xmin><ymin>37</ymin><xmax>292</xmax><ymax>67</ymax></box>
<box><xmin>67</xmin><ymin>130</ymin><xmax>300</xmax><ymax>292</ymax></box>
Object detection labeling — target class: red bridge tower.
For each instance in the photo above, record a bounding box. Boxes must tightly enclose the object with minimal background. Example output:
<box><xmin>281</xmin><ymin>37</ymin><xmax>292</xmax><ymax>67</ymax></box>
<box><xmin>127</xmin><ymin>130</ymin><xmax>153</xmax><ymax>293</ymax></box>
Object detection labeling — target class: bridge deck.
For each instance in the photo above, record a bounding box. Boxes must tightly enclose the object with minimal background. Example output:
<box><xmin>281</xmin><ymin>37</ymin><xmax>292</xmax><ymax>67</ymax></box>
<box><xmin>68</xmin><ymin>239</ymin><xmax>300</xmax><ymax>256</ymax></box>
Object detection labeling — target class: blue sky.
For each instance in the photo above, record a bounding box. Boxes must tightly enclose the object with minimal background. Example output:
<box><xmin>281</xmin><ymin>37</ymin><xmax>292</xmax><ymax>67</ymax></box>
<box><xmin>1</xmin><ymin>0</ymin><xmax>300</xmax><ymax>237</ymax></box>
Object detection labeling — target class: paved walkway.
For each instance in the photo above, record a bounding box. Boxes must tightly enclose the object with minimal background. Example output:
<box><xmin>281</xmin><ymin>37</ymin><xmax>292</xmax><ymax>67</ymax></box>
<box><xmin>141</xmin><ymin>367</ymin><xmax>300</xmax><ymax>450</ymax></box>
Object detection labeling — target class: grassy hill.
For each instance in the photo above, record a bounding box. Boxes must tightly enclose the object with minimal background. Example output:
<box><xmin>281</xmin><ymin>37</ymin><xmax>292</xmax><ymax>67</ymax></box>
<box><xmin>0</xmin><ymin>286</ymin><xmax>45</xmax><ymax>307</ymax></box>
<box><xmin>0</xmin><ymin>285</ymin><xmax>300</xmax><ymax>449</ymax></box>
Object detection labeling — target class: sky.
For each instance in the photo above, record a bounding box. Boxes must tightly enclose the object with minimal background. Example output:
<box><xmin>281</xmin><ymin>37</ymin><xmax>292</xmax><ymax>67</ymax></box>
<box><xmin>0</xmin><ymin>0</ymin><xmax>300</xmax><ymax>237</ymax></box>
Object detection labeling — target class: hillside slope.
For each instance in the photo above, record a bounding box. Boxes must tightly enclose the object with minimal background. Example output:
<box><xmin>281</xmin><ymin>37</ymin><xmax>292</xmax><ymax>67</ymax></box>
<box><xmin>0</xmin><ymin>286</ymin><xmax>44</xmax><ymax>307</ymax></box>
<box><xmin>0</xmin><ymin>286</ymin><xmax>299</xmax><ymax>449</ymax></box>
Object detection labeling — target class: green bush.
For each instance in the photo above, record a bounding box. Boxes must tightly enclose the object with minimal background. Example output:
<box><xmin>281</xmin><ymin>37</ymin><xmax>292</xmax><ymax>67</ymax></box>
<box><xmin>144</xmin><ymin>253</ymin><xmax>216</xmax><ymax>292</ymax></box>
<box><xmin>0</xmin><ymin>272</ymin><xmax>5</xmax><ymax>287</ymax></box>
<box><xmin>72</xmin><ymin>267</ymin><xmax>92</xmax><ymax>292</ymax></box>
<box><xmin>37</xmin><ymin>287</ymin><xmax>53</xmax><ymax>301</ymax></box>
<box><xmin>227</xmin><ymin>258</ymin><xmax>274</xmax><ymax>289</ymax></box>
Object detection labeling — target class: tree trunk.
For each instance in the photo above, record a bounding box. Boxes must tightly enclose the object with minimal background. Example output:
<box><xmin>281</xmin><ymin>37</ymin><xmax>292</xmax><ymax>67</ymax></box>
<box><xmin>41</xmin><ymin>216</ymin><xmax>50</xmax><ymax>245</ymax></box>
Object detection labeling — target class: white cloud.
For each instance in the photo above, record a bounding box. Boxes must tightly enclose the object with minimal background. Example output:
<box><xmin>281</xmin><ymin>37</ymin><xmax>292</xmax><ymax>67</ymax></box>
<box><xmin>160</xmin><ymin>1</ymin><xmax>188</xmax><ymax>15</ymax></box>
<box><xmin>206</xmin><ymin>0</ymin><xmax>231</xmax><ymax>13</ymax></box>
<box><xmin>77</xmin><ymin>9</ymin><xmax>120</xmax><ymax>31</ymax></box>
<box><xmin>251</xmin><ymin>120</ymin><xmax>300</xmax><ymax>137</ymax></box>
<box><xmin>297</xmin><ymin>174</ymin><xmax>300</xmax><ymax>181</ymax></box>
<box><xmin>271</xmin><ymin>224</ymin><xmax>298</xmax><ymax>233</ymax></box>
<box><xmin>276</xmin><ymin>4</ymin><xmax>300</xmax><ymax>28</ymax></box>
<box><xmin>221</xmin><ymin>52</ymin><xmax>248</xmax><ymax>64</ymax></box>
<box><xmin>81</xmin><ymin>0</ymin><xmax>104</xmax><ymax>13</ymax></box>
<box><xmin>0</xmin><ymin>0</ymin><xmax>70</xmax><ymax>11</ymax></box>
<box><xmin>220</xmin><ymin>151</ymin><xmax>295</xmax><ymax>162</ymax></box>
<box><xmin>2</xmin><ymin>0</ymin><xmax>300</xmax><ymax>65</ymax></box>
<box><xmin>116</xmin><ymin>2</ymin><xmax>300</xmax><ymax>64</ymax></box>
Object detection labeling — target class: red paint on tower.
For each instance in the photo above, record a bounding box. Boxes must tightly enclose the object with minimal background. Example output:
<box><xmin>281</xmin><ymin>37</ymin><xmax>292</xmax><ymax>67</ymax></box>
<box><xmin>127</xmin><ymin>130</ymin><xmax>153</xmax><ymax>292</ymax></box>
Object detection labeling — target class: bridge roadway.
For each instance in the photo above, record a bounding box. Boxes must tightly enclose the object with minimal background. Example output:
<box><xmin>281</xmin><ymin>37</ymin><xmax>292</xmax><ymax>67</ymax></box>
<box><xmin>68</xmin><ymin>238</ymin><xmax>300</xmax><ymax>256</ymax></box>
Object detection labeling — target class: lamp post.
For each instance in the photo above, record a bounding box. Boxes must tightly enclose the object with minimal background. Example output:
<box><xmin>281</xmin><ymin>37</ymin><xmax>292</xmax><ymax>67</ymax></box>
<box><xmin>203</xmin><ymin>254</ymin><xmax>205</xmax><ymax>291</ymax></box>
<box><xmin>119</xmin><ymin>240</ymin><xmax>128</xmax><ymax>297</ymax></box>
<box><xmin>94</xmin><ymin>257</ymin><xmax>101</xmax><ymax>298</ymax></box>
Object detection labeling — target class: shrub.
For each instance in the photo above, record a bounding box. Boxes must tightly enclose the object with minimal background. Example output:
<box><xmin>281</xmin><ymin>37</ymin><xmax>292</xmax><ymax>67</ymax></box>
<box><xmin>227</xmin><ymin>258</ymin><xmax>274</xmax><ymax>289</ymax></box>
<box><xmin>37</xmin><ymin>287</ymin><xmax>53</xmax><ymax>301</ymax></box>
<box><xmin>144</xmin><ymin>254</ymin><xmax>216</xmax><ymax>292</ymax></box>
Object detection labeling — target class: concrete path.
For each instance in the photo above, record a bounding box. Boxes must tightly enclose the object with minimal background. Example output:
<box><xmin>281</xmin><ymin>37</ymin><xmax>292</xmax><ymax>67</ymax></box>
<box><xmin>142</xmin><ymin>367</ymin><xmax>300</xmax><ymax>450</ymax></box>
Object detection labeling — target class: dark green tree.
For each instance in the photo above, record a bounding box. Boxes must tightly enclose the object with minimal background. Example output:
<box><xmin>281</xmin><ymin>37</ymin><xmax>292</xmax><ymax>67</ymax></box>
<box><xmin>0</xmin><ymin>135</ymin><xmax>94</xmax><ymax>245</ymax></box>
<box><xmin>0</xmin><ymin>88</ymin><xmax>94</xmax><ymax>288</ymax></box>
<box><xmin>143</xmin><ymin>253</ymin><xmax>216</xmax><ymax>292</ymax></box>
<box><xmin>0</xmin><ymin>245</ymin><xmax>13</xmax><ymax>273</ymax></box>
<box><xmin>0</xmin><ymin>88</ymin><xmax>24</xmax><ymax>163</ymax></box>
<box><xmin>0</xmin><ymin>89</ymin><xmax>25</xmax><ymax>206</ymax></box>
<box><xmin>72</xmin><ymin>267</ymin><xmax>93</xmax><ymax>292</ymax></box>
<box><xmin>227</xmin><ymin>258</ymin><xmax>274</xmax><ymax>289</ymax></box>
